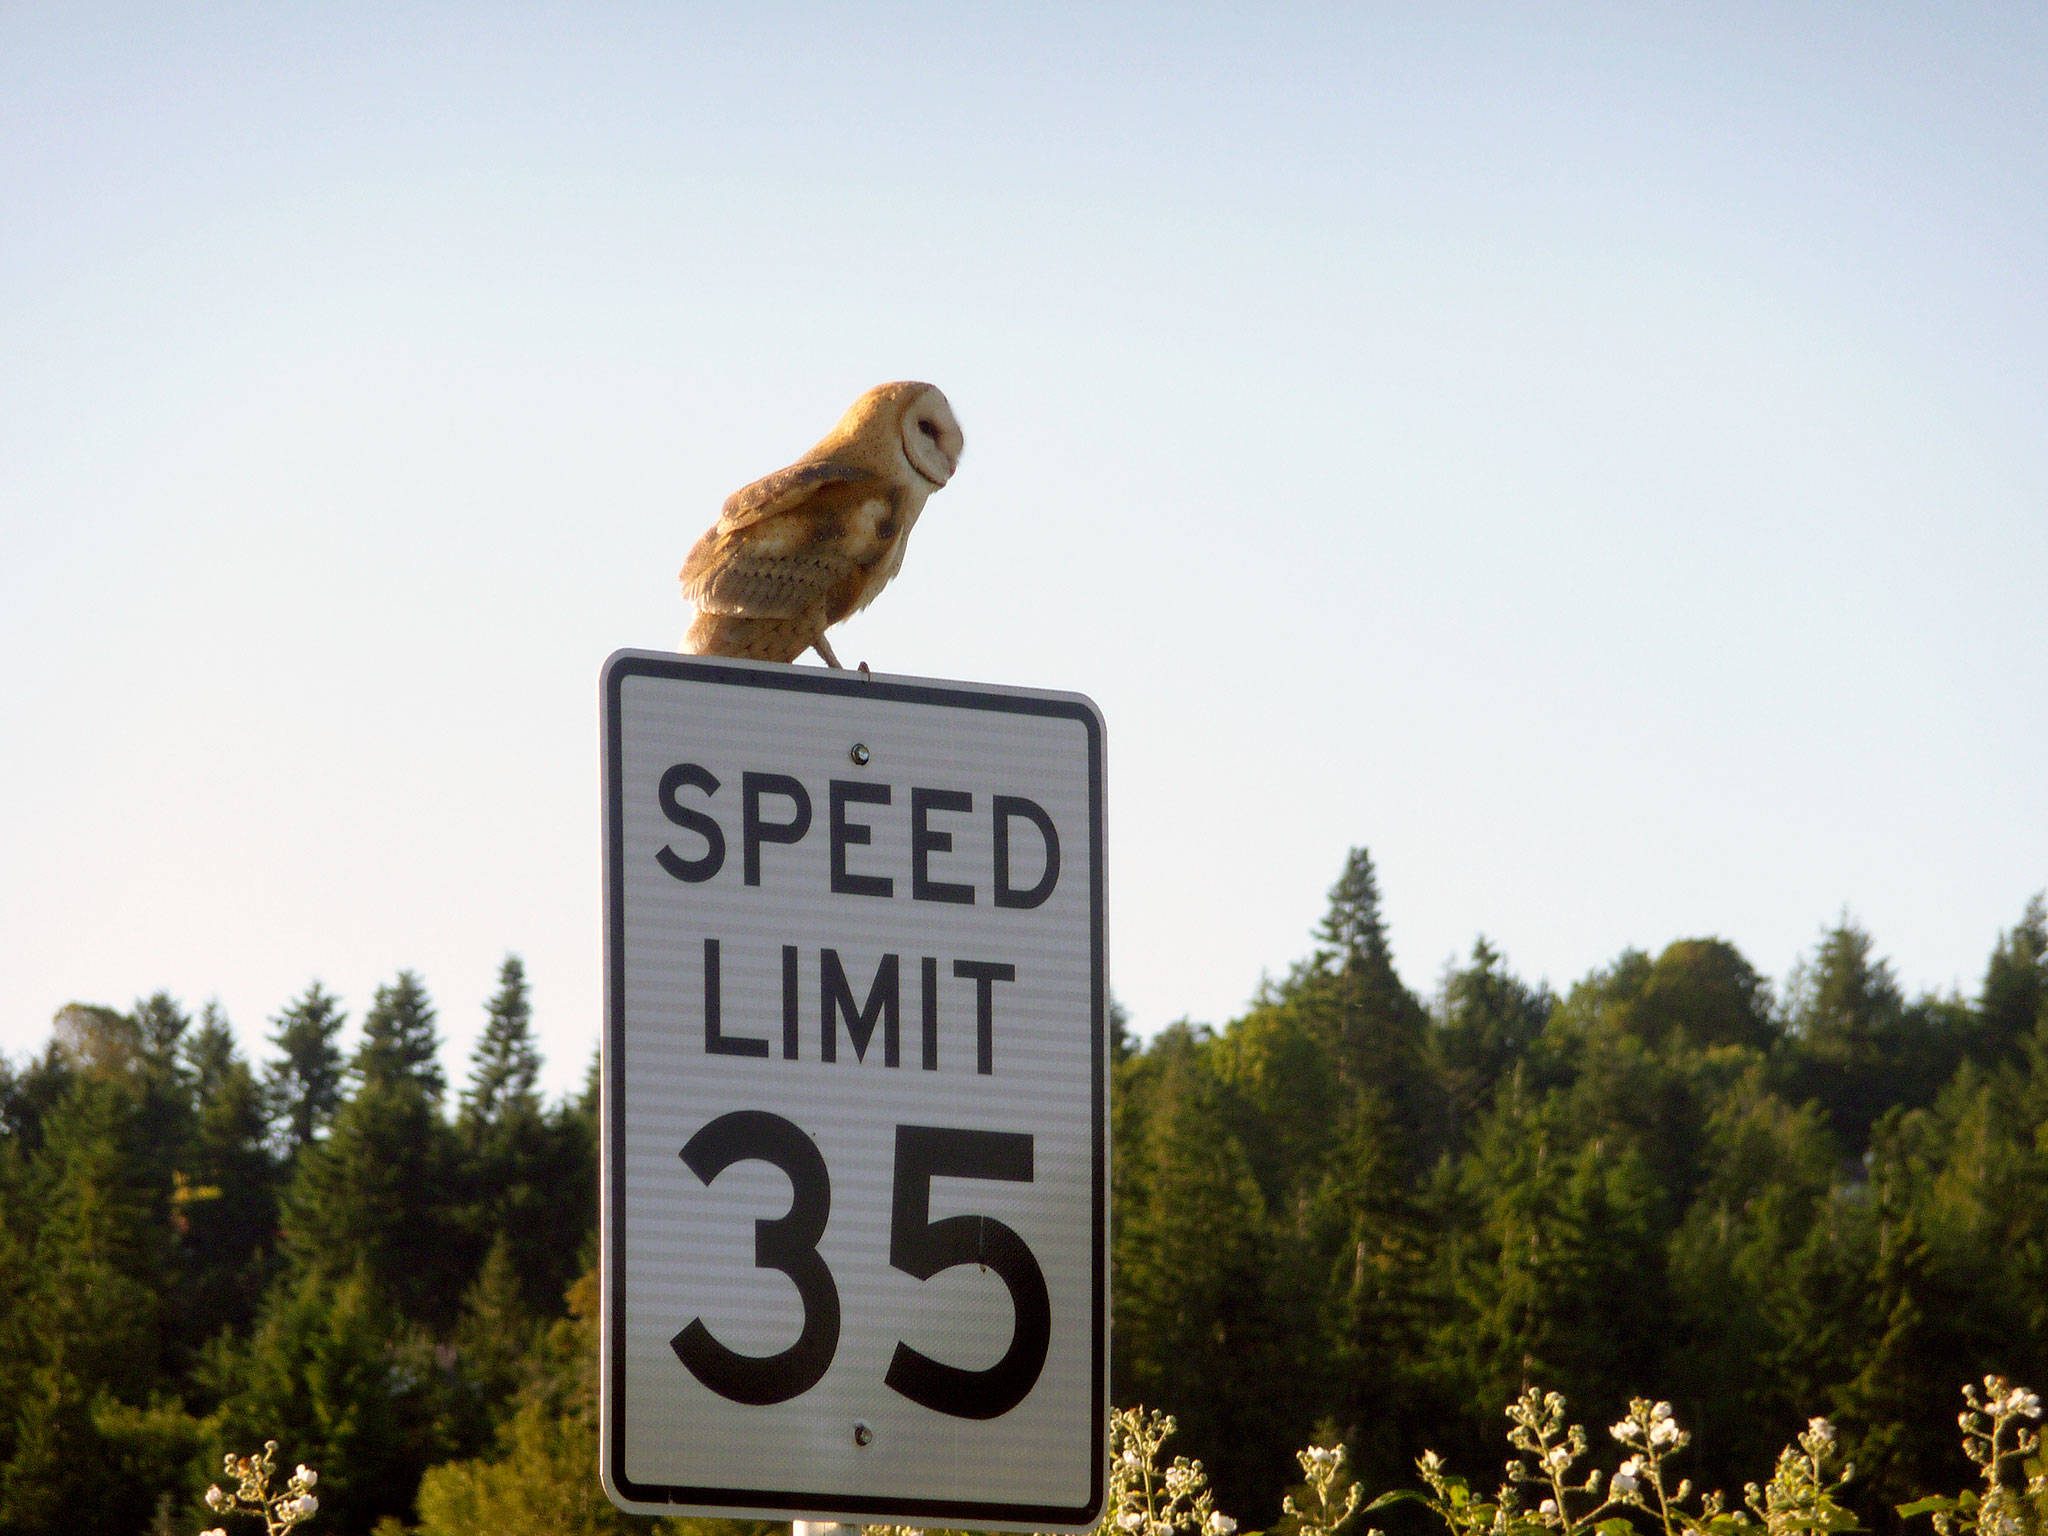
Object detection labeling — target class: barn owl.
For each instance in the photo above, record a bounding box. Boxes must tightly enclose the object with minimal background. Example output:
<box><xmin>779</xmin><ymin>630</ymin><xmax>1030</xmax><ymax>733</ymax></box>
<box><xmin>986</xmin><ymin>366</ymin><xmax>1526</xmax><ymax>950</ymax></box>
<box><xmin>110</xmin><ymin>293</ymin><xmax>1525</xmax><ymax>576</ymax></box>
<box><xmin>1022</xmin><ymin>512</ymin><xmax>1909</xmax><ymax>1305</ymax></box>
<box><xmin>680</xmin><ymin>382</ymin><xmax>963</xmax><ymax>667</ymax></box>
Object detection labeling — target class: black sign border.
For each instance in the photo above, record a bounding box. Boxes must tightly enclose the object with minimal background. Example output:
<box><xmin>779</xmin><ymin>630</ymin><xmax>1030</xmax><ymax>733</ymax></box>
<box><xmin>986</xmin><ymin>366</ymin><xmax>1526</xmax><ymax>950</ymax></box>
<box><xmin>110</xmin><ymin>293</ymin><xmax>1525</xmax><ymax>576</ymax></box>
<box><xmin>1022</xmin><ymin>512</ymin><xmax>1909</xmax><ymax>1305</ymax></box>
<box><xmin>600</xmin><ymin>649</ymin><xmax>1108</xmax><ymax>1527</ymax></box>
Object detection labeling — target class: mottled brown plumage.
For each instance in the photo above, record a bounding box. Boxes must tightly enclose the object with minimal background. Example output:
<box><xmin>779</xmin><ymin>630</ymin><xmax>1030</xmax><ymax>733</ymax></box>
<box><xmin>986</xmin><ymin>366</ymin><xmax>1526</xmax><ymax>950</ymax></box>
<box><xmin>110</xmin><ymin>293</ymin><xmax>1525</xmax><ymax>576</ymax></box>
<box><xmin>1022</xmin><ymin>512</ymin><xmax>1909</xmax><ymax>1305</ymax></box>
<box><xmin>681</xmin><ymin>382</ymin><xmax>962</xmax><ymax>666</ymax></box>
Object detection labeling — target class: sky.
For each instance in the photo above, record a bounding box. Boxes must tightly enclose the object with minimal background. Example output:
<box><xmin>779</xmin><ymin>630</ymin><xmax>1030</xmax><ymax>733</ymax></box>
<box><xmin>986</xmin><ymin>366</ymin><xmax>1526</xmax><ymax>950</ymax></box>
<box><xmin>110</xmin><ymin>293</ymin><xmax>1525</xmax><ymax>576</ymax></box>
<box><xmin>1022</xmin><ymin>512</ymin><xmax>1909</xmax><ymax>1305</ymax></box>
<box><xmin>3</xmin><ymin>5</ymin><xmax>2044</xmax><ymax>1100</ymax></box>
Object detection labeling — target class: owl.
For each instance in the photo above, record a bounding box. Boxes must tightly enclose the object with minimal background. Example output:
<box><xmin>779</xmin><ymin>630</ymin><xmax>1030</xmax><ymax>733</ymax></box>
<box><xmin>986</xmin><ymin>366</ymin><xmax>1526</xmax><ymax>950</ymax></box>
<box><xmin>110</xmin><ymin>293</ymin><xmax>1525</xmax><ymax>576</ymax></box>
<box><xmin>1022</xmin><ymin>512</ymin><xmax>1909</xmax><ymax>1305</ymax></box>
<box><xmin>680</xmin><ymin>381</ymin><xmax>963</xmax><ymax>667</ymax></box>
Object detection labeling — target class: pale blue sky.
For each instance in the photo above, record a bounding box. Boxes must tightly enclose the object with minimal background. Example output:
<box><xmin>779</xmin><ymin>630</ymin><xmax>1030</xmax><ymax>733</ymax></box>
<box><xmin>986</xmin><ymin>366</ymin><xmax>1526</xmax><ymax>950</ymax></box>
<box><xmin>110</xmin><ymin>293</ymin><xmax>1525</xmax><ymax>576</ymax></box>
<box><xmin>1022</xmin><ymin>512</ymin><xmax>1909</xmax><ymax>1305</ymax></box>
<box><xmin>4</xmin><ymin>5</ymin><xmax>2044</xmax><ymax>1097</ymax></box>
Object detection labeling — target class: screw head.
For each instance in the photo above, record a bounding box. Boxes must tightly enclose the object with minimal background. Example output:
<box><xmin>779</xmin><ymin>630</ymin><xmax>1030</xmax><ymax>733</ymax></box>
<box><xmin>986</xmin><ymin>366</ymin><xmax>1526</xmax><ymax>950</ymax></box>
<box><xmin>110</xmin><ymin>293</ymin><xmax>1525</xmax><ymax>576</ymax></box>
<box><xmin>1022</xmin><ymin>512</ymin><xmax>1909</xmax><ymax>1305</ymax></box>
<box><xmin>853</xmin><ymin>1422</ymin><xmax>874</xmax><ymax>1447</ymax></box>
<box><xmin>849</xmin><ymin>743</ymin><xmax>871</xmax><ymax>766</ymax></box>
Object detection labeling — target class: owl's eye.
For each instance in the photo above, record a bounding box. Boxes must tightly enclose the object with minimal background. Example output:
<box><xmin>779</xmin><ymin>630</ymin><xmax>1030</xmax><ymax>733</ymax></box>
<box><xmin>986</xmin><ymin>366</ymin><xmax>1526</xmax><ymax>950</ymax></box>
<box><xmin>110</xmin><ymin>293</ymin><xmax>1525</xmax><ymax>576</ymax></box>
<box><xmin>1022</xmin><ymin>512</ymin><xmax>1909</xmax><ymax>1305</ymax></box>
<box><xmin>917</xmin><ymin>418</ymin><xmax>943</xmax><ymax>442</ymax></box>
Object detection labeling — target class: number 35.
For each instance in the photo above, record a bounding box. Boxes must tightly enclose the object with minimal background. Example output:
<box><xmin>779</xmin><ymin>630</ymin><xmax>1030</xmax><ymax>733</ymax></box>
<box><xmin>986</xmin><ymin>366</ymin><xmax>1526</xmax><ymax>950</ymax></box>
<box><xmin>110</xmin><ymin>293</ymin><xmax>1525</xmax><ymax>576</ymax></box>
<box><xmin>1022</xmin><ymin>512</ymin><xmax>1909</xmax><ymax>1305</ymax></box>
<box><xmin>669</xmin><ymin>1110</ymin><xmax>1053</xmax><ymax>1421</ymax></box>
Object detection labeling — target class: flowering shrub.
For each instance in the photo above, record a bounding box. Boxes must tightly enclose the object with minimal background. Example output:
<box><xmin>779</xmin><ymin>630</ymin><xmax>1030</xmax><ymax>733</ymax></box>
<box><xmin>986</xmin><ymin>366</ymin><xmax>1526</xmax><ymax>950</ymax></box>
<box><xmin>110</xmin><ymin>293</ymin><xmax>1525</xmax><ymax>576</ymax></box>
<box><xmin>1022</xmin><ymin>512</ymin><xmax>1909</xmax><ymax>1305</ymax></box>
<box><xmin>1897</xmin><ymin>1377</ymin><xmax>2046</xmax><ymax>1536</ymax></box>
<box><xmin>200</xmin><ymin>1442</ymin><xmax>319</xmax><ymax>1536</ymax></box>
<box><xmin>1282</xmin><ymin>1441</ymin><xmax>1366</xmax><ymax>1536</ymax></box>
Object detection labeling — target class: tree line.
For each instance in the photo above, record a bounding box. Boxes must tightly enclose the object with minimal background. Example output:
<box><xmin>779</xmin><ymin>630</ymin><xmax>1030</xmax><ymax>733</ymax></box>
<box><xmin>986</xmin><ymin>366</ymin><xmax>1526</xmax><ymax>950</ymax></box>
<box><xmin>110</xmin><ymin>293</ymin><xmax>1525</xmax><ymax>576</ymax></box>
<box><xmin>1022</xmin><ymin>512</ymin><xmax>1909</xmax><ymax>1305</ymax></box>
<box><xmin>2</xmin><ymin>854</ymin><xmax>2044</xmax><ymax>1534</ymax></box>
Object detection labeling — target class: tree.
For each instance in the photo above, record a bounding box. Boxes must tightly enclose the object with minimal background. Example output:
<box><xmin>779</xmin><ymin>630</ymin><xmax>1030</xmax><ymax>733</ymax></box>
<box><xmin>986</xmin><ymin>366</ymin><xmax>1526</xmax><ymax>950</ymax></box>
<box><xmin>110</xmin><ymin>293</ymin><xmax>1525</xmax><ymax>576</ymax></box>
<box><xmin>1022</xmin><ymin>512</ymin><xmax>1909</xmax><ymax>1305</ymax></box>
<box><xmin>0</xmin><ymin>1071</ymin><xmax>173</xmax><ymax>1534</ymax></box>
<box><xmin>1783</xmin><ymin>919</ymin><xmax>1936</xmax><ymax>1145</ymax></box>
<box><xmin>462</xmin><ymin>956</ymin><xmax>540</xmax><ymax>1132</ymax></box>
<box><xmin>1979</xmin><ymin>894</ymin><xmax>2047</xmax><ymax>1062</ymax></box>
<box><xmin>1431</xmin><ymin>937</ymin><xmax>1551</xmax><ymax>1144</ymax></box>
<box><xmin>1114</xmin><ymin>1026</ymin><xmax>1313</xmax><ymax>1518</ymax></box>
<box><xmin>1625</xmin><ymin>938</ymin><xmax>1776</xmax><ymax>1053</ymax></box>
<box><xmin>356</xmin><ymin>970</ymin><xmax>444</xmax><ymax>1099</ymax></box>
<box><xmin>266</xmin><ymin>982</ymin><xmax>347</xmax><ymax>1156</ymax></box>
<box><xmin>1428</xmin><ymin>1079</ymin><xmax>1670</xmax><ymax>1458</ymax></box>
<box><xmin>280</xmin><ymin>1062</ymin><xmax>467</xmax><ymax>1328</ymax></box>
<box><xmin>175</xmin><ymin>1003</ymin><xmax>279</xmax><ymax>1353</ymax></box>
<box><xmin>414</xmin><ymin>1271</ymin><xmax>731</xmax><ymax>1536</ymax></box>
<box><xmin>216</xmin><ymin>1264</ymin><xmax>457</xmax><ymax>1535</ymax></box>
<box><xmin>1308</xmin><ymin>848</ymin><xmax>1435</xmax><ymax>1164</ymax></box>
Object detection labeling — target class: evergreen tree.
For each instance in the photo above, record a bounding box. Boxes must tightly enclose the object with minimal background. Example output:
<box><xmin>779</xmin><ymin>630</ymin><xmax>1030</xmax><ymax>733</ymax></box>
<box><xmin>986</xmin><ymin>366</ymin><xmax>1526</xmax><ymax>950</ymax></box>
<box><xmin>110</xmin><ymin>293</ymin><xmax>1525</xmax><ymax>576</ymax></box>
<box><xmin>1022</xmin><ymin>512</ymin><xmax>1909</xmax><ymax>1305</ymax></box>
<box><xmin>1979</xmin><ymin>893</ymin><xmax>2047</xmax><ymax>1061</ymax></box>
<box><xmin>0</xmin><ymin>1070</ymin><xmax>174</xmax><ymax>1533</ymax></box>
<box><xmin>1432</xmin><ymin>937</ymin><xmax>1552</xmax><ymax>1143</ymax></box>
<box><xmin>1113</xmin><ymin>1025</ymin><xmax>1313</xmax><ymax>1518</ymax></box>
<box><xmin>1429</xmin><ymin>1078</ymin><xmax>1670</xmax><ymax>1453</ymax></box>
<box><xmin>176</xmin><ymin>1003</ymin><xmax>279</xmax><ymax>1353</ymax></box>
<box><xmin>1312</xmin><ymin>849</ymin><xmax>1436</xmax><ymax>1163</ymax></box>
<box><xmin>462</xmin><ymin>956</ymin><xmax>540</xmax><ymax>1131</ymax></box>
<box><xmin>1664</xmin><ymin>1068</ymin><xmax>1842</xmax><ymax>1483</ymax></box>
<box><xmin>266</xmin><ymin>982</ymin><xmax>347</xmax><ymax>1155</ymax></box>
<box><xmin>216</xmin><ymin>1264</ymin><xmax>457</xmax><ymax>1534</ymax></box>
<box><xmin>132</xmin><ymin>991</ymin><xmax>192</xmax><ymax>1080</ymax></box>
<box><xmin>356</xmin><ymin>970</ymin><xmax>444</xmax><ymax>1099</ymax></box>
<box><xmin>281</xmin><ymin>1061</ymin><xmax>466</xmax><ymax>1328</ymax></box>
<box><xmin>1783</xmin><ymin>919</ymin><xmax>1940</xmax><ymax>1144</ymax></box>
<box><xmin>414</xmin><ymin>1271</ymin><xmax>734</xmax><ymax>1536</ymax></box>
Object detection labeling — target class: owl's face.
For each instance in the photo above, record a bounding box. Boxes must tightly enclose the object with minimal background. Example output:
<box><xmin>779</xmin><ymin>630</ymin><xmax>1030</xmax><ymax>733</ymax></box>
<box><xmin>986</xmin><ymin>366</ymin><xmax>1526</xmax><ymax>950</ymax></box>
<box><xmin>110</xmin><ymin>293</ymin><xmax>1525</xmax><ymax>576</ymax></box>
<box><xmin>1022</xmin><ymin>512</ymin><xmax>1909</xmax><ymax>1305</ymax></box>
<box><xmin>898</xmin><ymin>386</ymin><xmax>963</xmax><ymax>487</ymax></box>
<box><xmin>816</xmin><ymin>381</ymin><xmax>963</xmax><ymax>489</ymax></box>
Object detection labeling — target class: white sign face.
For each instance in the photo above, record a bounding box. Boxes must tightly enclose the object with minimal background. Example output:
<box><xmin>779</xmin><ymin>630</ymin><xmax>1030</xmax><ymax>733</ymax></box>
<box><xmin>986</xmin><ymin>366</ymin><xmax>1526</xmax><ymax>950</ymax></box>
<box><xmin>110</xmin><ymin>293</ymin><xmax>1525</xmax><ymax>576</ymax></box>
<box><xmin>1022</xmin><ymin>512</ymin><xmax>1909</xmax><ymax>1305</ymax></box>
<box><xmin>600</xmin><ymin>651</ymin><xmax>1107</xmax><ymax>1529</ymax></box>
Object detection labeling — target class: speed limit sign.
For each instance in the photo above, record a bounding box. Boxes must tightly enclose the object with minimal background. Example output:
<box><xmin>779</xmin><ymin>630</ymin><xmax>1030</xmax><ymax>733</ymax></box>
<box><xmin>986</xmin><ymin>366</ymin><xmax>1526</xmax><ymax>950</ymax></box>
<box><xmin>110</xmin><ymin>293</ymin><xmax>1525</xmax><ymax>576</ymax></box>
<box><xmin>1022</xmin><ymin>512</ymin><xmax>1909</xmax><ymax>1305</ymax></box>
<box><xmin>599</xmin><ymin>651</ymin><xmax>1107</xmax><ymax>1529</ymax></box>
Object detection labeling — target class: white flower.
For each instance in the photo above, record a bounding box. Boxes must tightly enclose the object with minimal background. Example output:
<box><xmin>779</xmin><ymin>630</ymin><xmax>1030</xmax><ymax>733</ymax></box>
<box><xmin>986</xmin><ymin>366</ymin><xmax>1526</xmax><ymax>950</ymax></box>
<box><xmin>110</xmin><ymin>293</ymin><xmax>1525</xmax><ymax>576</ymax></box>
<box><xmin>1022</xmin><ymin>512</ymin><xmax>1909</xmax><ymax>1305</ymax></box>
<box><xmin>1540</xmin><ymin>1499</ymin><xmax>1559</xmax><ymax>1516</ymax></box>
<box><xmin>1123</xmin><ymin>1448</ymin><xmax>1144</xmax><ymax>1469</ymax></box>
<box><xmin>1420</xmin><ymin>1451</ymin><xmax>1444</xmax><ymax>1473</ymax></box>
<box><xmin>2005</xmin><ymin>1389</ymin><xmax>2042</xmax><ymax>1419</ymax></box>
<box><xmin>1612</xmin><ymin>1471</ymin><xmax>1639</xmax><ymax>1497</ymax></box>
<box><xmin>203</xmin><ymin>1528</ymin><xmax>227</xmax><ymax>1536</ymax></box>
<box><xmin>206</xmin><ymin>1486</ymin><xmax>226</xmax><ymax>1510</ymax></box>
<box><xmin>1208</xmin><ymin>1514</ymin><xmax>1238</xmax><ymax>1535</ymax></box>
<box><xmin>1652</xmin><ymin>1403</ymin><xmax>1672</xmax><ymax>1422</ymax></box>
<box><xmin>1116</xmin><ymin>1513</ymin><xmax>1144</xmax><ymax>1532</ymax></box>
<box><xmin>1311</xmin><ymin>1447</ymin><xmax>1341</xmax><ymax>1470</ymax></box>
<box><xmin>1609</xmin><ymin>1420</ymin><xmax>1635</xmax><ymax>1442</ymax></box>
<box><xmin>1651</xmin><ymin>1418</ymin><xmax>1680</xmax><ymax>1447</ymax></box>
<box><xmin>1807</xmin><ymin>1418</ymin><xmax>1836</xmax><ymax>1443</ymax></box>
<box><xmin>297</xmin><ymin>1465</ymin><xmax>319</xmax><ymax>1487</ymax></box>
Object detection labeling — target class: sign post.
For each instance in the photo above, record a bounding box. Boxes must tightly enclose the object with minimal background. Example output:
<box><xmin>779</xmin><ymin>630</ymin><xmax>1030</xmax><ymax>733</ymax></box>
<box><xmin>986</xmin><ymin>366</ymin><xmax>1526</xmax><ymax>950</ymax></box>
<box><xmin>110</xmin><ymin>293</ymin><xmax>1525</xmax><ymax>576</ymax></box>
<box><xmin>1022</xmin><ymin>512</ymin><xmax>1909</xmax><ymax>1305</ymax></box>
<box><xmin>600</xmin><ymin>651</ymin><xmax>1108</xmax><ymax>1530</ymax></box>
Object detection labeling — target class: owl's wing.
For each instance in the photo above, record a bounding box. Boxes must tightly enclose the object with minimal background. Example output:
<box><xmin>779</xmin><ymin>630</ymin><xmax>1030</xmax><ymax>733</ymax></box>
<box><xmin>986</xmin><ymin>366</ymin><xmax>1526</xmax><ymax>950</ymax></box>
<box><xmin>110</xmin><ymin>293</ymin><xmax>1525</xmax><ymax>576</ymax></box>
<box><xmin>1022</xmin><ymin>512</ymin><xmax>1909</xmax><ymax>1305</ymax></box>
<box><xmin>681</xmin><ymin>469</ymin><xmax>900</xmax><ymax>620</ymax></box>
<box><xmin>717</xmin><ymin>461</ymin><xmax>878</xmax><ymax>532</ymax></box>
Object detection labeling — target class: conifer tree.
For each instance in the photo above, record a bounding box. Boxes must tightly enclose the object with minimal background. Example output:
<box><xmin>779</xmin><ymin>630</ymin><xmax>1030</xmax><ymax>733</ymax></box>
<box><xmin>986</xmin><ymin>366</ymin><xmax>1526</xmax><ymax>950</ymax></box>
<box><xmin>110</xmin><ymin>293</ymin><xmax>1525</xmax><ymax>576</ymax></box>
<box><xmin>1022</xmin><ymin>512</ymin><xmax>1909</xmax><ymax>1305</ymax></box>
<box><xmin>1302</xmin><ymin>847</ymin><xmax>1435</xmax><ymax>1166</ymax></box>
<box><xmin>1980</xmin><ymin>893</ymin><xmax>2047</xmax><ymax>1060</ymax></box>
<box><xmin>218</xmin><ymin>1263</ymin><xmax>456</xmax><ymax>1534</ymax></box>
<box><xmin>1114</xmin><ymin>1025</ymin><xmax>1312</xmax><ymax>1517</ymax></box>
<box><xmin>463</xmin><ymin>956</ymin><xmax>540</xmax><ymax>1131</ymax></box>
<box><xmin>0</xmin><ymin>1070</ymin><xmax>172</xmax><ymax>1531</ymax></box>
<box><xmin>282</xmin><ymin>970</ymin><xmax>463</xmax><ymax>1326</ymax></box>
<box><xmin>1432</xmin><ymin>936</ymin><xmax>1551</xmax><ymax>1143</ymax></box>
<box><xmin>281</xmin><ymin>1057</ymin><xmax>465</xmax><ymax>1328</ymax></box>
<box><xmin>176</xmin><ymin>1003</ymin><xmax>278</xmax><ymax>1352</ymax></box>
<box><xmin>1784</xmin><ymin>919</ymin><xmax>1914</xmax><ymax>1143</ymax></box>
<box><xmin>266</xmin><ymin>981</ymin><xmax>346</xmax><ymax>1155</ymax></box>
<box><xmin>356</xmin><ymin>969</ymin><xmax>444</xmax><ymax>1098</ymax></box>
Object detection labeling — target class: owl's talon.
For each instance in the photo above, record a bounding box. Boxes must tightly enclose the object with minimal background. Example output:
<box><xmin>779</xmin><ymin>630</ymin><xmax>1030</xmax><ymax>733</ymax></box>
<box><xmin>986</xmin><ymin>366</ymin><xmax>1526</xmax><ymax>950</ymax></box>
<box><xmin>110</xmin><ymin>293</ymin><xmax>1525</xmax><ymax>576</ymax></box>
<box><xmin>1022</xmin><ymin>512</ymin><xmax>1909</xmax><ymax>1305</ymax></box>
<box><xmin>813</xmin><ymin>635</ymin><xmax>844</xmax><ymax>668</ymax></box>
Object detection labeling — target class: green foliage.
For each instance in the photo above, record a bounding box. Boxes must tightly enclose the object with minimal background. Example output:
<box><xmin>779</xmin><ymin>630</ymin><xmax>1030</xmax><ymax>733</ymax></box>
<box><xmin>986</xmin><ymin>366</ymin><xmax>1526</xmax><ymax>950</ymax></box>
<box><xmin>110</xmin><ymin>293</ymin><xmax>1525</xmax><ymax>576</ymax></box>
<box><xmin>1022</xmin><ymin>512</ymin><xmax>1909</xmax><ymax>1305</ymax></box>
<box><xmin>4</xmin><ymin>868</ymin><xmax>2047</xmax><ymax>1534</ymax></box>
<box><xmin>354</xmin><ymin>971</ymin><xmax>443</xmax><ymax>1100</ymax></box>
<box><xmin>413</xmin><ymin>1271</ymin><xmax>733</xmax><ymax>1536</ymax></box>
<box><xmin>462</xmin><ymin>956</ymin><xmax>540</xmax><ymax>1132</ymax></box>
<box><xmin>268</xmin><ymin>984</ymin><xmax>347</xmax><ymax>1157</ymax></box>
<box><xmin>212</xmin><ymin>1264</ymin><xmax>456</xmax><ymax>1533</ymax></box>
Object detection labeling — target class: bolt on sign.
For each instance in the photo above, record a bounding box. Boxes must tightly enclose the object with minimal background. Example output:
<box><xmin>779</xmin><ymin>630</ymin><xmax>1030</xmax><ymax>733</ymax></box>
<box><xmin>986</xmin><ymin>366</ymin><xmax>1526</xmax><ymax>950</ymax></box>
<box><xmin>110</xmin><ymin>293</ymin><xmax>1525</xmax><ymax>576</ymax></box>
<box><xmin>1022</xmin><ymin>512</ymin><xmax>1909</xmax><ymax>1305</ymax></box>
<box><xmin>599</xmin><ymin>651</ymin><xmax>1108</xmax><ymax>1529</ymax></box>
